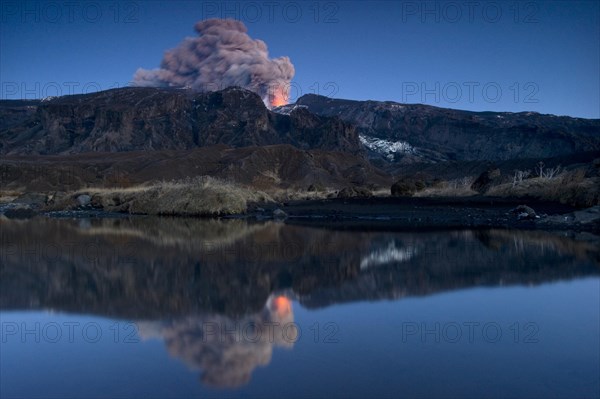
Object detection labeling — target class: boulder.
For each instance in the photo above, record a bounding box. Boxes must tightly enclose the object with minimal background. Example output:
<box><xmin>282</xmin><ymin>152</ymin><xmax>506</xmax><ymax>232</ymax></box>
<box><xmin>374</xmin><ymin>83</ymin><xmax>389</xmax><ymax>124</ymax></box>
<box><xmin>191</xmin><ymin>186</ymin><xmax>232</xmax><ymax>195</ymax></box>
<box><xmin>12</xmin><ymin>192</ymin><xmax>47</xmax><ymax>208</ymax></box>
<box><xmin>390</xmin><ymin>180</ymin><xmax>426</xmax><ymax>197</ymax></box>
<box><xmin>570</xmin><ymin>206</ymin><xmax>600</xmax><ymax>224</ymax></box>
<box><xmin>77</xmin><ymin>194</ymin><xmax>92</xmax><ymax>207</ymax></box>
<box><xmin>90</xmin><ymin>194</ymin><xmax>105</xmax><ymax>209</ymax></box>
<box><xmin>471</xmin><ymin>168</ymin><xmax>502</xmax><ymax>193</ymax></box>
<box><xmin>510</xmin><ymin>205</ymin><xmax>537</xmax><ymax>220</ymax></box>
<box><xmin>307</xmin><ymin>183</ymin><xmax>325</xmax><ymax>192</ymax></box>
<box><xmin>337</xmin><ymin>186</ymin><xmax>373</xmax><ymax>199</ymax></box>
<box><xmin>46</xmin><ymin>191</ymin><xmax>67</xmax><ymax>205</ymax></box>
<box><xmin>4</xmin><ymin>204</ymin><xmax>36</xmax><ymax>219</ymax></box>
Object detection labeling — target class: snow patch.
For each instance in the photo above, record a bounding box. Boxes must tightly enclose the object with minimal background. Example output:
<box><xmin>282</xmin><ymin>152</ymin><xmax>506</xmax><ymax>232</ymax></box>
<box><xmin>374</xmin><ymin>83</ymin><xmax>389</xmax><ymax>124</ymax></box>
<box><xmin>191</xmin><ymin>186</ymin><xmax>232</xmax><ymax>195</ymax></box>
<box><xmin>272</xmin><ymin>104</ymin><xmax>308</xmax><ymax>115</ymax></box>
<box><xmin>359</xmin><ymin>134</ymin><xmax>415</xmax><ymax>160</ymax></box>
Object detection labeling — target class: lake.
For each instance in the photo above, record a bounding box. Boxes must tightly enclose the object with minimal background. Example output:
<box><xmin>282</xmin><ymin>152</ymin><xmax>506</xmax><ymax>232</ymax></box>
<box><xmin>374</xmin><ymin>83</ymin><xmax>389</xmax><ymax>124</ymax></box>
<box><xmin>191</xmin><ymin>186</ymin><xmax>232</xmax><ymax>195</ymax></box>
<box><xmin>1</xmin><ymin>216</ymin><xmax>599</xmax><ymax>398</ymax></box>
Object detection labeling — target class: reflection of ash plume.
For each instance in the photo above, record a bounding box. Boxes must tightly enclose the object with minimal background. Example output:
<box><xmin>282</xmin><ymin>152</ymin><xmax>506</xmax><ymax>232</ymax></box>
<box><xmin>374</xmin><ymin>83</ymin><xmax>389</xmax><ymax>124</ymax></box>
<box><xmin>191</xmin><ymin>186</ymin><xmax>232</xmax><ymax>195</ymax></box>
<box><xmin>137</xmin><ymin>295</ymin><xmax>296</xmax><ymax>388</ymax></box>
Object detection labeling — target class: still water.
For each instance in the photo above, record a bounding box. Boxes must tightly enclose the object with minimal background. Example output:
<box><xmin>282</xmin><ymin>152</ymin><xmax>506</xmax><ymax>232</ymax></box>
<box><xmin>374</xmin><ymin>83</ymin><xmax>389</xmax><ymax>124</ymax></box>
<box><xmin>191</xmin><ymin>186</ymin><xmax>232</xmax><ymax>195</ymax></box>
<box><xmin>1</xmin><ymin>217</ymin><xmax>599</xmax><ymax>398</ymax></box>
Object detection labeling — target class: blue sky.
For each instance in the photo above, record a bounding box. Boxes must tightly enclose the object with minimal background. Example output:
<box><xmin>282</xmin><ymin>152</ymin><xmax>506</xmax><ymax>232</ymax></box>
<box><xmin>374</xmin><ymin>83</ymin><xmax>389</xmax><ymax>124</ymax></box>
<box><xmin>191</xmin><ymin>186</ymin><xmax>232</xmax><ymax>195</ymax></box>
<box><xmin>1</xmin><ymin>0</ymin><xmax>598</xmax><ymax>118</ymax></box>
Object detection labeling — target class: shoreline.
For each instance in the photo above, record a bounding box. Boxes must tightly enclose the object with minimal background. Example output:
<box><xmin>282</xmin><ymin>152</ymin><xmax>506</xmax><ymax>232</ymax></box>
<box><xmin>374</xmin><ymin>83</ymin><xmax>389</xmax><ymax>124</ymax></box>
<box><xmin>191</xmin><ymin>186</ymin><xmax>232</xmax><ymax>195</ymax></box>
<box><xmin>3</xmin><ymin>195</ymin><xmax>599</xmax><ymax>235</ymax></box>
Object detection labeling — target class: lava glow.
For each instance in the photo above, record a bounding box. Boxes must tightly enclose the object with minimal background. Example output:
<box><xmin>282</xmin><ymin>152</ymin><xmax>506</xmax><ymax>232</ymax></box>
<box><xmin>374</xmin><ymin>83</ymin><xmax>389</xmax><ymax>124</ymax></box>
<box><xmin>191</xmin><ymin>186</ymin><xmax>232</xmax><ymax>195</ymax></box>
<box><xmin>269</xmin><ymin>86</ymin><xmax>289</xmax><ymax>108</ymax></box>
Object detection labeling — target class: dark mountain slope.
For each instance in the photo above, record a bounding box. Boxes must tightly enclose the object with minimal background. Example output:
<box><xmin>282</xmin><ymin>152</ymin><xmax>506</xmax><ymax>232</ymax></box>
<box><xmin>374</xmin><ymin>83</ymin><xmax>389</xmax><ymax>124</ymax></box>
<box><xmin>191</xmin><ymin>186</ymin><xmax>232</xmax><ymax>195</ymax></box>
<box><xmin>290</xmin><ymin>94</ymin><xmax>600</xmax><ymax>162</ymax></box>
<box><xmin>0</xmin><ymin>87</ymin><xmax>361</xmax><ymax>155</ymax></box>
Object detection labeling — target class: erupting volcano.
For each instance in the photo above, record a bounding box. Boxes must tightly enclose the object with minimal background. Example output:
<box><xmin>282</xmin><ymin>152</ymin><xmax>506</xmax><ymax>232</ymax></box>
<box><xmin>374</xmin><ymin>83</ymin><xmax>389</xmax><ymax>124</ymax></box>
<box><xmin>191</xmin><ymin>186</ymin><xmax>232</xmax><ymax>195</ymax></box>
<box><xmin>270</xmin><ymin>85</ymin><xmax>289</xmax><ymax>108</ymax></box>
<box><xmin>133</xmin><ymin>18</ymin><xmax>295</xmax><ymax>108</ymax></box>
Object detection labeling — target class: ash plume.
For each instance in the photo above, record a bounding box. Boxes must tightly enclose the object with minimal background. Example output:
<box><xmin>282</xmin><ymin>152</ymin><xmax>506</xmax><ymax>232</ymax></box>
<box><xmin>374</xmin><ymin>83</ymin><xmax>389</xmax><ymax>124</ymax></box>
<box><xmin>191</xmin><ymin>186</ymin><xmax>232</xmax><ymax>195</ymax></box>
<box><xmin>132</xmin><ymin>18</ymin><xmax>295</xmax><ymax>108</ymax></box>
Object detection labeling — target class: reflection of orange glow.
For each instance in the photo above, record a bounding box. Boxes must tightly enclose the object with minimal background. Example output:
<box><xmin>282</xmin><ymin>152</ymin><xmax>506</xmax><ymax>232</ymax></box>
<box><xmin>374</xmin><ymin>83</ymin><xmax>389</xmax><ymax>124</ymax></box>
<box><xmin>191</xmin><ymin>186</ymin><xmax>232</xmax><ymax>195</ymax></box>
<box><xmin>273</xmin><ymin>296</ymin><xmax>292</xmax><ymax>318</ymax></box>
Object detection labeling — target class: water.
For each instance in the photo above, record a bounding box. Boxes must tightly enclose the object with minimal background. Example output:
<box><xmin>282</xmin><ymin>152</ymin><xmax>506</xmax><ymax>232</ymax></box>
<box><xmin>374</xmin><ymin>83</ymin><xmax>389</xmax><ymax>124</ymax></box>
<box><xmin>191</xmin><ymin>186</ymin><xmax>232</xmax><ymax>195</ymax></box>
<box><xmin>1</xmin><ymin>217</ymin><xmax>599</xmax><ymax>398</ymax></box>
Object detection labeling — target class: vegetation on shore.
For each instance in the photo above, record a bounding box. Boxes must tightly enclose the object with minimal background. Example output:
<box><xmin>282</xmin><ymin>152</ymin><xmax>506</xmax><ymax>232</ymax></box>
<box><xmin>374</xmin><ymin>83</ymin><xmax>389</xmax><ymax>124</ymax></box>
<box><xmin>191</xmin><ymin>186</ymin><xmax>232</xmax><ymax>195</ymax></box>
<box><xmin>2</xmin><ymin>159</ymin><xmax>598</xmax><ymax>219</ymax></box>
<box><xmin>47</xmin><ymin>176</ymin><xmax>273</xmax><ymax>216</ymax></box>
<box><xmin>487</xmin><ymin>171</ymin><xmax>599</xmax><ymax>208</ymax></box>
<box><xmin>389</xmin><ymin>161</ymin><xmax>599</xmax><ymax>208</ymax></box>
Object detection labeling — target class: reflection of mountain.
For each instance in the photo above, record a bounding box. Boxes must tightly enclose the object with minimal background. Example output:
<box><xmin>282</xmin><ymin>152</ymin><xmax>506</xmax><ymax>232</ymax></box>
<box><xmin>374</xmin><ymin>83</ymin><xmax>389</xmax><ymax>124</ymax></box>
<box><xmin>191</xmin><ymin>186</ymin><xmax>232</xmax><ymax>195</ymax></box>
<box><xmin>1</xmin><ymin>217</ymin><xmax>599</xmax><ymax>318</ymax></box>
<box><xmin>299</xmin><ymin>230</ymin><xmax>600</xmax><ymax>308</ymax></box>
<box><xmin>137</xmin><ymin>295</ymin><xmax>296</xmax><ymax>388</ymax></box>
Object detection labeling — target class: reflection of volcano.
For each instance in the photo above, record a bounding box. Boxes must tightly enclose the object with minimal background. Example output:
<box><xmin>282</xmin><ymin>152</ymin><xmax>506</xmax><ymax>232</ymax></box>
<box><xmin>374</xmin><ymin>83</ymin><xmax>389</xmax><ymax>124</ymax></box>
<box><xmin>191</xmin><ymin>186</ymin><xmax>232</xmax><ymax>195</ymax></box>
<box><xmin>138</xmin><ymin>295</ymin><xmax>296</xmax><ymax>388</ymax></box>
<box><xmin>1</xmin><ymin>217</ymin><xmax>599</xmax><ymax>319</ymax></box>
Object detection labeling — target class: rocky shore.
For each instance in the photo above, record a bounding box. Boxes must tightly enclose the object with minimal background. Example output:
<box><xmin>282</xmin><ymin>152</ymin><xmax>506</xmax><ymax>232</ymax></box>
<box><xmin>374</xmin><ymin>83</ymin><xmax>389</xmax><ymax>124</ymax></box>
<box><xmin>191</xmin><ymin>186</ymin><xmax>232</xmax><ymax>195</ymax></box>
<box><xmin>2</xmin><ymin>191</ymin><xmax>599</xmax><ymax>234</ymax></box>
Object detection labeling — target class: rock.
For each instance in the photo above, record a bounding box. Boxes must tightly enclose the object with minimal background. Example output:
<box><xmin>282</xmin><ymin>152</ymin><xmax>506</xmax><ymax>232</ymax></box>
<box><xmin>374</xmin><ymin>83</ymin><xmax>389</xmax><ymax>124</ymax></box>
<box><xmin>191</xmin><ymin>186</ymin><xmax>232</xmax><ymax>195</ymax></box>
<box><xmin>307</xmin><ymin>183</ymin><xmax>325</xmax><ymax>192</ymax></box>
<box><xmin>90</xmin><ymin>194</ymin><xmax>104</xmax><ymax>209</ymax></box>
<box><xmin>510</xmin><ymin>205</ymin><xmax>537</xmax><ymax>220</ymax></box>
<box><xmin>471</xmin><ymin>168</ymin><xmax>502</xmax><ymax>193</ymax></box>
<box><xmin>537</xmin><ymin>206</ymin><xmax>600</xmax><ymax>232</ymax></box>
<box><xmin>272</xmin><ymin>208</ymin><xmax>287</xmax><ymax>219</ymax></box>
<box><xmin>46</xmin><ymin>191</ymin><xmax>67</xmax><ymax>205</ymax></box>
<box><xmin>390</xmin><ymin>180</ymin><xmax>425</xmax><ymax>197</ymax></box>
<box><xmin>77</xmin><ymin>194</ymin><xmax>92</xmax><ymax>207</ymax></box>
<box><xmin>337</xmin><ymin>186</ymin><xmax>373</xmax><ymax>199</ymax></box>
<box><xmin>4</xmin><ymin>204</ymin><xmax>36</xmax><ymax>219</ymax></box>
<box><xmin>12</xmin><ymin>192</ymin><xmax>47</xmax><ymax>208</ymax></box>
<box><xmin>571</xmin><ymin>206</ymin><xmax>600</xmax><ymax>224</ymax></box>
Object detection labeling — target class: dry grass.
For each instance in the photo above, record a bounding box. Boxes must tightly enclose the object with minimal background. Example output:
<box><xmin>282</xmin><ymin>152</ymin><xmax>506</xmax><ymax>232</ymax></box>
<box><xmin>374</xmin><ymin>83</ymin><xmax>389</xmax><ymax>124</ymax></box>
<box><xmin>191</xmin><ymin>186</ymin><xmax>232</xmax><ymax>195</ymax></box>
<box><xmin>371</xmin><ymin>188</ymin><xmax>392</xmax><ymax>197</ymax></box>
<box><xmin>267</xmin><ymin>187</ymin><xmax>338</xmax><ymax>202</ymax></box>
<box><xmin>266</xmin><ymin>186</ymin><xmax>391</xmax><ymax>201</ymax></box>
<box><xmin>0</xmin><ymin>190</ymin><xmax>22</xmax><ymax>204</ymax></box>
<box><xmin>487</xmin><ymin>170</ymin><xmax>599</xmax><ymax>208</ymax></box>
<box><xmin>53</xmin><ymin>176</ymin><xmax>274</xmax><ymax>216</ymax></box>
<box><xmin>414</xmin><ymin>177</ymin><xmax>477</xmax><ymax>197</ymax></box>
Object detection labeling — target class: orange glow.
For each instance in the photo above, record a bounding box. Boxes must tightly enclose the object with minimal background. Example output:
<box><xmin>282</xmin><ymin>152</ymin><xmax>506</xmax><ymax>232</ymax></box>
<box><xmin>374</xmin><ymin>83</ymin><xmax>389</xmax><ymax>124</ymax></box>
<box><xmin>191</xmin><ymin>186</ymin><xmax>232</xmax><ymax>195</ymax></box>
<box><xmin>271</xmin><ymin>94</ymin><xmax>287</xmax><ymax>107</ymax></box>
<box><xmin>270</xmin><ymin>86</ymin><xmax>289</xmax><ymax>108</ymax></box>
<box><xmin>272</xmin><ymin>296</ymin><xmax>292</xmax><ymax>318</ymax></box>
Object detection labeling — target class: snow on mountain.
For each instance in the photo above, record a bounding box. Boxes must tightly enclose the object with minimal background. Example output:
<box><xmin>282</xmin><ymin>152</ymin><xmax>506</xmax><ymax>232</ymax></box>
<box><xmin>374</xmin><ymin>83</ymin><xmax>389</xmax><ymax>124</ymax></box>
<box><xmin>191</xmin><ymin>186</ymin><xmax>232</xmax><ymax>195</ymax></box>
<box><xmin>359</xmin><ymin>134</ymin><xmax>415</xmax><ymax>160</ymax></box>
<box><xmin>272</xmin><ymin>104</ymin><xmax>308</xmax><ymax>115</ymax></box>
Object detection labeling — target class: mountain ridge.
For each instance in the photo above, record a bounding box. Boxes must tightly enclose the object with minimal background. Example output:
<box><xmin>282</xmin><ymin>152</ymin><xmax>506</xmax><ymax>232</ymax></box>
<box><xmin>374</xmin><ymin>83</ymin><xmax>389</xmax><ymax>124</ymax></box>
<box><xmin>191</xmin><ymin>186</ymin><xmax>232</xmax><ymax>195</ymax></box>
<box><xmin>0</xmin><ymin>87</ymin><xmax>361</xmax><ymax>156</ymax></box>
<box><xmin>2</xmin><ymin>86</ymin><xmax>598</xmax><ymax>165</ymax></box>
<box><xmin>287</xmin><ymin>93</ymin><xmax>600</xmax><ymax>162</ymax></box>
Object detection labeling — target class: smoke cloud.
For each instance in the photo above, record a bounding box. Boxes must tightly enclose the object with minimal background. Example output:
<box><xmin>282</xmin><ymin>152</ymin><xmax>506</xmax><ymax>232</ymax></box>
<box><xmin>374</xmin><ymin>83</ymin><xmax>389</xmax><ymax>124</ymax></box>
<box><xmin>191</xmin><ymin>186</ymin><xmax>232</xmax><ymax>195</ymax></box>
<box><xmin>132</xmin><ymin>19</ymin><xmax>295</xmax><ymax>108</ymax></box>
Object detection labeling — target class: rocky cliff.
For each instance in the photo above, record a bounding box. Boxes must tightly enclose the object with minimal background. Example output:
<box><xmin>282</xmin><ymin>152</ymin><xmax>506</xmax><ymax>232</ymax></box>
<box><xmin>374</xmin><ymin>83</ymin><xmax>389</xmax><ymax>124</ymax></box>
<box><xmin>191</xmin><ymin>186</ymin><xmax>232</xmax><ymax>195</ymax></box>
<box><xmin>0</xmin><ymin>87</ymin><xmax>361</xmax><ymax>155</ymax></box>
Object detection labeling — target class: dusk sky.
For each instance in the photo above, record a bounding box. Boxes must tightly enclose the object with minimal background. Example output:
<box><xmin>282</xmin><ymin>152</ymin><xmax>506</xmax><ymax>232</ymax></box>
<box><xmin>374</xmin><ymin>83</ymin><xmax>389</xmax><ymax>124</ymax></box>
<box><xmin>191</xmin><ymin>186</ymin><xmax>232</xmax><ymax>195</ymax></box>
<box><xmin>1</xmin><ymin>0</ymin><xmax>599</xmax><ymax>118</ymax></box>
